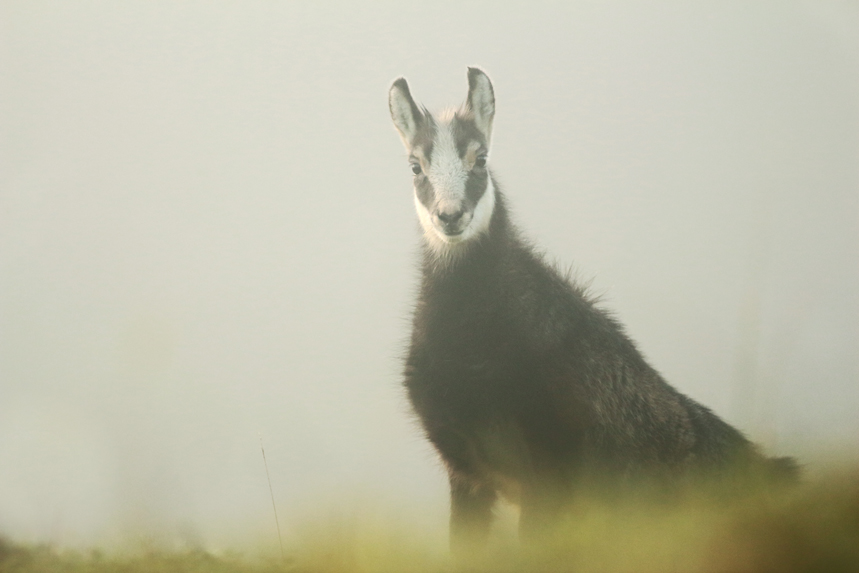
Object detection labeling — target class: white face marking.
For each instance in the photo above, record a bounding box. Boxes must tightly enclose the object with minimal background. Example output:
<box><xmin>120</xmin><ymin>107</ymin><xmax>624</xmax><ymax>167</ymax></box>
<box><xmin>414</xmin><ymin>176</ymin><xmax>495</xmax><ymax>256</ymax></box>
<box><xmin>410</xmin><ymin>114</ymin><xmax>495</xmax><ymax>259</ymax></box>
<box><xmin>463</xmin><ymin>175</ymin><xmax>495</xmax><ymax>241</ymax></box>
<box><xmin>425</xmin><ymin>120</ymin><xmax>467</xmax><ymax>216</ymax></box>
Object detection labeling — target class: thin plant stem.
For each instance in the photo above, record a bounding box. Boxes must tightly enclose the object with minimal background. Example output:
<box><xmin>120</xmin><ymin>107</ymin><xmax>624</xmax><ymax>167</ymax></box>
<box><xmin>260</xmin><ymin>436</ymin><xmax>285</xmax><ymax>562</ymax></box>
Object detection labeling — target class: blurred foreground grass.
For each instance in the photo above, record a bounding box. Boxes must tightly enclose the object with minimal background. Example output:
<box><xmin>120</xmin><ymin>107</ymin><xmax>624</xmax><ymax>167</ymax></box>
<box><xmin>1</xmin><ymin>468</ymin><xmax>857</xmax><ymax>573</ymax></box>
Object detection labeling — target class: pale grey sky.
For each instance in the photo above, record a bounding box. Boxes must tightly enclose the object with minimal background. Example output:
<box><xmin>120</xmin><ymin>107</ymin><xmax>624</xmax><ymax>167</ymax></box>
<box><xmin>1</xmin><ymin>1</ymin><xmax>857</xmax><ymax>549</ymax></box>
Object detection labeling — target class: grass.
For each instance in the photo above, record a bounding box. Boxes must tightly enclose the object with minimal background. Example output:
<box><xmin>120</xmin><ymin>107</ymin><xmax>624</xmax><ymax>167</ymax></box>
<box><xmin>1</xmin><ymin>468</ymin><xmax>857</xmax><ymax>573</ymax></box>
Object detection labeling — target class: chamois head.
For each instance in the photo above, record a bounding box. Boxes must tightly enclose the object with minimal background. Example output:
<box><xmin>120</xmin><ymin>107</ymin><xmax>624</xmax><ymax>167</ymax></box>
<box><xmin>389</xmin><ymin>67</ymin><xmax>496</xmax><ymax>253</ymax></box>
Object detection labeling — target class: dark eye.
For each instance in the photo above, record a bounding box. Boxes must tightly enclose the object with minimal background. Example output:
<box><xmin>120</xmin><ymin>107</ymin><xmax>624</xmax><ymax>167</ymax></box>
<box><xmin>475</xmin><ymin>155</ymin><xmax>487</xmax><ymax>169</ymax></box>
<box><xmin>410</xmin><ymin>163</ymin><xmax>422</xmax><ymax>175</ymax></box>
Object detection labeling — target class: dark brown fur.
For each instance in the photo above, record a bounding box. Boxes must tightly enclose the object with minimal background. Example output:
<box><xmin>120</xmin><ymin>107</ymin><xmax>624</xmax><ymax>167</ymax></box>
<box><xmin>394</xmin><ymin>69</ymin><xmax>797</xmax><ymax>554</ymax></box>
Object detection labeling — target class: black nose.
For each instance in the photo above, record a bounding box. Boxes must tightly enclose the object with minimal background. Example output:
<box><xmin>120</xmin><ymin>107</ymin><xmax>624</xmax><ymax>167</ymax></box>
<box><xmin>437</xmin><ymin>209</ymin><xmax>465</xmax><ymax>226</ymax></box>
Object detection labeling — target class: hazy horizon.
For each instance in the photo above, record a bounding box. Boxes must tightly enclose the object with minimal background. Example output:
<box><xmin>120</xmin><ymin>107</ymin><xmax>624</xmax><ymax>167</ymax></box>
<box><xmin>1</xmin><ymin>1</ymin><xmax>857</xmax><ymax>549</ymax></box>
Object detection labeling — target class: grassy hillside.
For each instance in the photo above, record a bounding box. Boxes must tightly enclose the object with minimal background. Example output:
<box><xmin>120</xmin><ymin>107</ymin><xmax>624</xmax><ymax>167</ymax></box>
<box><xmin>2</xmin><ymin>468</ymin><xmax>857</xmax><ymax>573</ymax></box>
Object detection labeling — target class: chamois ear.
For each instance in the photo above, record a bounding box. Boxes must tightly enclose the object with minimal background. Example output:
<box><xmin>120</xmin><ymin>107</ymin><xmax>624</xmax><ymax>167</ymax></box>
<box><xmin>389</xmin><ymin>77</ymin><xmax>424</xmax><ymax>150</ymax></box>
<box><xmin>466</xmin><ymin>67</ymin><xmax>495</xmax><ymax>143</ymax></box>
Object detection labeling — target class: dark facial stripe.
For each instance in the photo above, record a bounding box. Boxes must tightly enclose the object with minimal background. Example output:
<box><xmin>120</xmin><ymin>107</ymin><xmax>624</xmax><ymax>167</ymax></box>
<box><xmin>415</xmin><ymin>172</ymin><xmax>435</xmax><ymax>210</ymax></box>
<box><xmin>452</xmin><ymin>114</ymin><xmax>489</xmax><ymax>209</ymax></box>
<box><xmin>412</xmin><ymin>109</ymin><xmax>436</xmax><ymax>164</ymax></box>
<box><xmin>451</xmin><ymin>114</ymin><xmax>488</xmax><ymax>157</ymax></box>
<box><xmin>464</xmin><ymin>168</ymin><xmax>489</xmax><ymax>207</ymax></box>
<box><xmin>412</xmin><ymin>113</ymin><xmax>490</xmax><ymax>217</ymax></box>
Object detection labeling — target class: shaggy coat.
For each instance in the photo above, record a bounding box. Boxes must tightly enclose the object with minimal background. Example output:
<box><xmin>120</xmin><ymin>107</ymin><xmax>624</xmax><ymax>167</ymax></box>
<box><xmin>389</xmin><ymin>68</ymin><xmax>795</xmax><ymax>551</ymax></box>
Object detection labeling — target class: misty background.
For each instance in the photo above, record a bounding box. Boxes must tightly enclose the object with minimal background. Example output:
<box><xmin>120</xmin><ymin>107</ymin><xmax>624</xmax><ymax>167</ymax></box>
<box><xmin>1</xmin><ymin>1</ymin><xmax>857</xmax><ymax>550</ymax></box>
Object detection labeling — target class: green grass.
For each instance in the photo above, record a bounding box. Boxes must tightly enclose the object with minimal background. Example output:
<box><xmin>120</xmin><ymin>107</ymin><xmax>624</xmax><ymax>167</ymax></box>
<box><xmin>2</xmin><ymin>468</ymin><xmax>858</xmax><ymax>573</ymax></box>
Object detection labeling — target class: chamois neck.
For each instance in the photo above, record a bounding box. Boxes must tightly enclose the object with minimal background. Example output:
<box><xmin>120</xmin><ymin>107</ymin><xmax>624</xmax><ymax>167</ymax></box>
<box><xmin>420</xmin><ymin>191</ymin><xmax>515</xmax><ymax>280</ymax></box>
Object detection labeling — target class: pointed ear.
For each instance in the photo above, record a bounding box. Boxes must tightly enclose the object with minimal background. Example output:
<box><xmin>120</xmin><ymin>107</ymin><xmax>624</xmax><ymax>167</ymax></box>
<box><xmin>466</xmin><ymin>67</ymin><xmax>495</xmax><ymax>143</ymax></box>
<box><xmin>389</xmin><ymin>77</ymin><xmax>424</xmax><ymax>150</ymax></box>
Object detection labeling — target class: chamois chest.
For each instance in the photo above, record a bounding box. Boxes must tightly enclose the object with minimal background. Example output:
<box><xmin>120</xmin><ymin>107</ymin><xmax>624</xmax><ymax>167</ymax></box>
<box><xmin>404</xmin><ymin>247</ymin><xmax>575</xmax><ymax>429</ymax></box>
<box><xmin>407</xmin><ymin>279</ymin><xmax>520</xmax><ymax>388</ymax></box>
<box><xmin>403</xmin><ymin>252</ymin><xmax>595</xmax><ymax>489</ymax></box>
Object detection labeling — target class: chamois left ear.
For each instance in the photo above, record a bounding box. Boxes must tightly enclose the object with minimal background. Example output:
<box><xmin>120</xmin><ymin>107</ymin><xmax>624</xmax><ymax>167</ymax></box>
<box><xmin>466</xmin><ymin>67</ymin><xmax>495</xmax><ymax>143</ymax></box>
<box><xmin>389</xmin><ymin>77</ymin><xmax>424</xmax><ymax>151</ymax></box>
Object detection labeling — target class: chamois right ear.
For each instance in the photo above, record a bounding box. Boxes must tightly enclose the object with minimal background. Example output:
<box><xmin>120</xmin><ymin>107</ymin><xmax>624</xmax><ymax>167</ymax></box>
<box><xmin>389</xmin><ymin>77</ymin><xmax>424</xmax><ymax>150</ymax></box>
<box><xmin>466</xmin><ymin>67</ymin><xmax>495</xmax><ymax>143</ymax></box>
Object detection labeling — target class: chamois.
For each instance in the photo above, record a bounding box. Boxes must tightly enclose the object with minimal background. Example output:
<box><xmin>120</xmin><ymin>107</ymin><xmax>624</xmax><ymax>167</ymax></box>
<box><xmin>389</xmin><ymin>67</ymin><xmax>796</xmax><ymax>553</ymax></box>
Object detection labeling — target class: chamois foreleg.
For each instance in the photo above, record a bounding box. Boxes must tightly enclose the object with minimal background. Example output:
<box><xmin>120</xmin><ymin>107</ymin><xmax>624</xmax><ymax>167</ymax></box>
<box><xmin>449</xmin><ymin>474</ymin><xmax>497</xmax><ymax>556</ymax></box>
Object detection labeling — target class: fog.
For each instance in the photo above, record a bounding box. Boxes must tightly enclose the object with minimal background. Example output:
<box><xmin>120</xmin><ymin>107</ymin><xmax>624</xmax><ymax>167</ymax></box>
<box><xmin>1</xmin><ymin>1</ymin><xmax>857</xmax><ymax>549</ymax></box>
